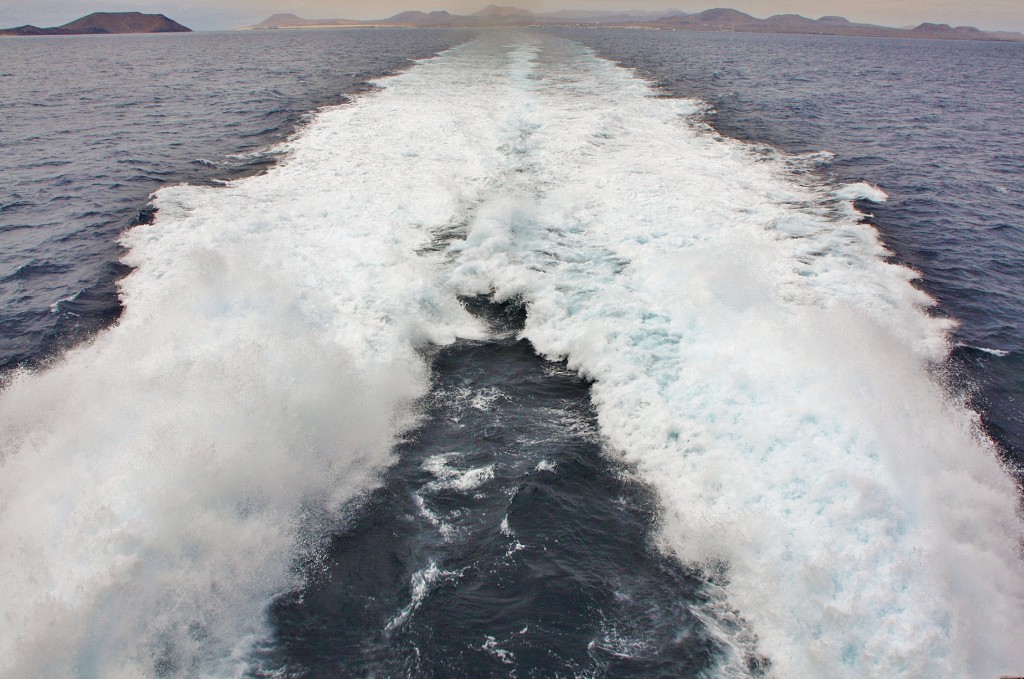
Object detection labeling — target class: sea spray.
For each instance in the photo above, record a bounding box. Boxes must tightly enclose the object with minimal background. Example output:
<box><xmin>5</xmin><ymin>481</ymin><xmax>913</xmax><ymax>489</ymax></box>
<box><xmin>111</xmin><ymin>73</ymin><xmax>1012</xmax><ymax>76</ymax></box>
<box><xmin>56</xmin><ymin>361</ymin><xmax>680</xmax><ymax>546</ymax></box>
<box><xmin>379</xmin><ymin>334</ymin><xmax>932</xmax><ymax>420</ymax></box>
<box><xmin>448</xmin><ymin>36</ymin><xmax>1024</xmax><ymax>677</ymax></box>
<box><xmin>0</xmin><ymin>39</ymin><xmax>529</xmax><ymax>678</ymax></box>
<box><xmin>0</xmin><ymin>31</ymin><xmax>1021</xmax><ymax>679</ymax></box>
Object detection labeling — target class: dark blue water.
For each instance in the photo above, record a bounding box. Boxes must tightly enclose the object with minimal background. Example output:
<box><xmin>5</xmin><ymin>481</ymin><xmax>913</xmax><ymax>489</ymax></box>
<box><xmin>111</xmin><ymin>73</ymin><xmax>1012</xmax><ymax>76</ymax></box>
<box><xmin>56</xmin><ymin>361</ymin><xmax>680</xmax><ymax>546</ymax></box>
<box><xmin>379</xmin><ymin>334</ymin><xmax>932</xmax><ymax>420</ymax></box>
<box><xmin>1</xmin><ymin>28</ymin><xmax>1022</xmax><ymax>679</ymax></box>
<box><xmin>561</xmin><ymin>29</ymin><xmax>1024</xmax><ymax>462</ymax></box>
<box><xmin>0</xmin><ymin>29</ymin><xmax>471</xmax><ymax>370</ymax></box>
<box><xmin>251</xmin><ymin>299</ymin><xmax>758</xmax><ymax>678</ymax></box>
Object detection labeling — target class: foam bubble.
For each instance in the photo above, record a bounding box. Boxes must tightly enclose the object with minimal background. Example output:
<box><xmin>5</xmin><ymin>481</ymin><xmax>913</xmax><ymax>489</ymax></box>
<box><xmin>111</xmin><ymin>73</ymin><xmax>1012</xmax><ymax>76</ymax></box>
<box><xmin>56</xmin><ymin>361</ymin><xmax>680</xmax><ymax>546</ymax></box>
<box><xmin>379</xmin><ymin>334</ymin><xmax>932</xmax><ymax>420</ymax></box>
<box><xmin>957</xmin><ymin>342</ymin><xmax>1011</xmax><ymax>357</ymax></box>
<box><xmin>423</xmin><ymin>453</ymin><xmax>496</xmax><ymax>493</ymax></box>
<box><xmin>385</xmin><ymin>561</ymin><xmax>463</xmax><ymax>633</ymax></box>
<box><xmin>835</xmin><ymin>182</ymin><xmax>889</xmax><ymax>203</ymax></box>
<box><xmin>482</xmin><ymin>635</ymin><xmax>516</xmax><ymax>664</ymax></box>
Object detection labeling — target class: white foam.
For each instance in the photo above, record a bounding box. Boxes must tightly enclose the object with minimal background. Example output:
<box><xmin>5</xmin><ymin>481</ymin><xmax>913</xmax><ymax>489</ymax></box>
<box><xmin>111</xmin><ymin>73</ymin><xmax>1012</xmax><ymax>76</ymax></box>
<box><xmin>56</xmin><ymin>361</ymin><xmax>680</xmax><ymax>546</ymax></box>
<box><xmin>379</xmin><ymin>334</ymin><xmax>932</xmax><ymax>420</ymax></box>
<box><xmin>447</xmin><ymin>35</ymin><xmax>1024</xmax><ymax>678</ymax></box>
<box><xmin>956</xmin><ymin>343</ymin><xmax>1011</xmax><ymax>358</ymax></box>
<box><xmin>48</xmin><ymin>290</ymin><xmax>79</xmax><ymax>314</ymax></box>
<box><xmin>482</xmin><ymin>635</ymin><xmax>516</xmax><ymax>664</ymax></box>
<box><xmin>385</xmin><ymin>561</ymin><xmax>462</xmax><ymax>633</ymax></box>
<box><xmin>470</xmin><ymin>386</ymin><xmax>508</xmax><ymax>411</ymax></box>
<box><xmin>3</xmin><ymin>31</ymin><xmax>1022</xmax><ymax>679</ymax></box>
<box><xmin>0</xmin><ymin>38</ymin><xmax>527</xmax><ymax>678</ymax></box>
<box><xmin>835</xmin><ymin>182</ymin><xmax>889</xmax><ymax>203</ymax></box>
<box><xmin>423</xmin><ymin>453</ymin><xmax>496</xmax><ymax>493</ymax></box>
<box><xmin>499</xmin><ymin>515</ymin><xmax>526</xmax><ymax>557</ymax></box>
<box><xmin>413</xmin><ymin>493</ymin><xmax>457</xmax><ymax>541</ymax></box>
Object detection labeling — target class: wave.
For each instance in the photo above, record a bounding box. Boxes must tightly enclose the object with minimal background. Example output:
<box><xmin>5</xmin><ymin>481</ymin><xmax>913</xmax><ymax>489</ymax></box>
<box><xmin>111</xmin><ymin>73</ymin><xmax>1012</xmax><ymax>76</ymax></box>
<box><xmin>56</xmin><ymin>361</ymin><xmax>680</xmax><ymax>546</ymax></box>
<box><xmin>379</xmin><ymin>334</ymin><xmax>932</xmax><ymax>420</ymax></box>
<box><xmin>447</xmin><ymin>35</ymin><xmax>1024</xmax><ymax>678</ymax></box>
<box><xmin>0</xmin><ymin>42</ymin><xmax>494</xmax><ymax>678</ymax></box>
<box><xmin>1</xmin><ymin>31</ymin><xmax>1022</xmax><ymax>679</ymax></box>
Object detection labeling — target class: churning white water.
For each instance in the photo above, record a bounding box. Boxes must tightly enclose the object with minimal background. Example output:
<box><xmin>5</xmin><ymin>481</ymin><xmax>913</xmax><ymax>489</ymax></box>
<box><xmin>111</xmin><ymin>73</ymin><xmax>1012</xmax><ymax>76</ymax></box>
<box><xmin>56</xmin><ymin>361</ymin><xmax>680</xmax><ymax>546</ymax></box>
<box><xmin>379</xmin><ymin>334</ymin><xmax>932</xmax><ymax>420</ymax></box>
<box><xmin>0</xmin><ymin>33</ymin><xmax>1021</xmax><ymax>678</ymax></box>
<box><xmin>448</xmin><ymin>35</ymin><xmax>1024</xmax><ymax>678</ymax></box>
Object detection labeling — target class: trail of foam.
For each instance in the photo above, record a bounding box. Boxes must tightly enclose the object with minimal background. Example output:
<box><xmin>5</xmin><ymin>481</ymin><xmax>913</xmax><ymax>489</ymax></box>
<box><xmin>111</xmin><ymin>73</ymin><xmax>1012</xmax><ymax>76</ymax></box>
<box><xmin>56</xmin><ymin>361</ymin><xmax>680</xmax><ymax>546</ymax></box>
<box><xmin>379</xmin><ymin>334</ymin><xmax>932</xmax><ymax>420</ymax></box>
<box><xmin>0</xmin><ymin>38</ymin><xmax>540</xmax><ymax>678</ymax></box>
<box><xmin>448</xmin><ymin>36</ymin><xmax>1024</xmax><ymax>677</ymax></box>
<box><xmin>3</xmin><ymin>31</ymin><xmax>1023</xmax><ymax>679</ymax></box>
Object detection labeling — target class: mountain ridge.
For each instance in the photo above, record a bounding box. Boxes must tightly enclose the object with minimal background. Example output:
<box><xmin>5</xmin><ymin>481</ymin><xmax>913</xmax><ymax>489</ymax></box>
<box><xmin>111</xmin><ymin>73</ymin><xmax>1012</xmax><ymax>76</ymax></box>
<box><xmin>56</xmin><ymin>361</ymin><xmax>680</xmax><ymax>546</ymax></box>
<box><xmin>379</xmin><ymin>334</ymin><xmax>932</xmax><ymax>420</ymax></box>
<box><xmin>472</xmin><ymin>4</ymin><xmax>533</xmax><ymax>17</ymax></box>
<box><xmin>243</xmin><ymin>6</ymin><xmax>1023</xmax><ymax>42</ymax></box>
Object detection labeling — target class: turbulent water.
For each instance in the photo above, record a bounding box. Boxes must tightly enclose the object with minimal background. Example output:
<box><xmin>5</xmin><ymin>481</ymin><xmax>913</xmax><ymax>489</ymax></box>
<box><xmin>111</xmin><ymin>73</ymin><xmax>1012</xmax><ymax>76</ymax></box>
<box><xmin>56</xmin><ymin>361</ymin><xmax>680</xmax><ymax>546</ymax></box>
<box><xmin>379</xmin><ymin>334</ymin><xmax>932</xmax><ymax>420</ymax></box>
<box><xmin>0</xmin><ymin>28</ymin><xmax>471</xmax><ymax>369</ymax></box>
<box><xmin>1</xmin><ymin>29</ymin><xmax>1022</xmax><ymax>679</ymax></box>
<box><xmin>563</xmin><ymin>29</ymin><xmax>1024</xmax><ymax>460</ymax></box>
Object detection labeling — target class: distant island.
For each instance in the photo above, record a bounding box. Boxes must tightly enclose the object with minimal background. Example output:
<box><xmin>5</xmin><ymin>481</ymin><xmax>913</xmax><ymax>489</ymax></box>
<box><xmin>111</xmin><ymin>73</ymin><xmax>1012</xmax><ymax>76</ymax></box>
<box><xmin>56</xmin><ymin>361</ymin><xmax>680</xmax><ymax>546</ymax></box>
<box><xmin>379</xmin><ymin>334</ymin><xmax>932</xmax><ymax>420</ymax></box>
<box><xmin>246</xmin><ymin>4</ymin><xmax>1023</xmax><ymax>42</ymax></box>
<box><xmin>0</xmin><ymin>12</ymin><xmax>190</xmax><ymax>36</ymax></box>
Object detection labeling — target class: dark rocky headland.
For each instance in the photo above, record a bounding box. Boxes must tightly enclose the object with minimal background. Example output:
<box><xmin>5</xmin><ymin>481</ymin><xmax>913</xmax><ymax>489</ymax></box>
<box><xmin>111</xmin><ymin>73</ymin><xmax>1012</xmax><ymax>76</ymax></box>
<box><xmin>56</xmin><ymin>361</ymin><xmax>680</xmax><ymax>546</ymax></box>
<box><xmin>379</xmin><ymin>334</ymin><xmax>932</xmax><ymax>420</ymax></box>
<box><xmin>0</xmin><ymin>12</ymin><xmax>190</xmax><ymax>36</ymax></box>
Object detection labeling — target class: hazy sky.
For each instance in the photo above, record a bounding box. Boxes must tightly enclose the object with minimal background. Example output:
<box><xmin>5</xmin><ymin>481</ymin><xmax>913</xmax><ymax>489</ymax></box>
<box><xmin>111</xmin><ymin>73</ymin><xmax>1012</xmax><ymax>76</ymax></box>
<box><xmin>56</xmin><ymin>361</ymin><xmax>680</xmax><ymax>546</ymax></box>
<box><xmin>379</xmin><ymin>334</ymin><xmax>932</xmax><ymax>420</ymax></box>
<box><xmin>1</xmin><ymin>0</ymin><xmax>1021</xmax><ymax>33</ymax></box>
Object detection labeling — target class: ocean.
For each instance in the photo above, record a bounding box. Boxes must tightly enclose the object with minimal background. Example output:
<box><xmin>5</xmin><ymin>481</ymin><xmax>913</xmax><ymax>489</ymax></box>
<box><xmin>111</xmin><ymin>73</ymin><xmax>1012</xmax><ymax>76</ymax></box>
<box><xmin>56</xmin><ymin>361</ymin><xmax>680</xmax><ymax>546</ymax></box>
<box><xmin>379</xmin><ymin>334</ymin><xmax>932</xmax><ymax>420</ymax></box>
<box><xmin>0</xmin><ymin>28</ymin><xmax>1022</xmax><ymax>678</ymax></box>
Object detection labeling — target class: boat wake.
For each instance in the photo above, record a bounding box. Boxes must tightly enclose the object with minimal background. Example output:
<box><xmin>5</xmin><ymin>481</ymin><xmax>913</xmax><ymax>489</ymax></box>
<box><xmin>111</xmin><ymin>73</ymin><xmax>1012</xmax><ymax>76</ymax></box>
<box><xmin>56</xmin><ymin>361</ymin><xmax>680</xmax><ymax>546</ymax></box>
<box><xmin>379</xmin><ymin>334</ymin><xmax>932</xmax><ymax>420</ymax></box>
<box><xmin>1</xmin><ymin>32</ymin><xmax>1021</xmax><ymax>678</ymax></box>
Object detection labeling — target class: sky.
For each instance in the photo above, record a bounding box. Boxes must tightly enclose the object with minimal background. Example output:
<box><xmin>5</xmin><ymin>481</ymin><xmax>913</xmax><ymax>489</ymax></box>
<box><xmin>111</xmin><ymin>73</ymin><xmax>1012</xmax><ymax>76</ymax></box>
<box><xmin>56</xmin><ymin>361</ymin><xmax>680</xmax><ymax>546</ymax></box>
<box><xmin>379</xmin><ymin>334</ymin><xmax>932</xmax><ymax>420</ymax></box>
<box><xmin>1</xmin><ymin>0</ymin><xmax>1021</xmax><ymax>33</ymax></box>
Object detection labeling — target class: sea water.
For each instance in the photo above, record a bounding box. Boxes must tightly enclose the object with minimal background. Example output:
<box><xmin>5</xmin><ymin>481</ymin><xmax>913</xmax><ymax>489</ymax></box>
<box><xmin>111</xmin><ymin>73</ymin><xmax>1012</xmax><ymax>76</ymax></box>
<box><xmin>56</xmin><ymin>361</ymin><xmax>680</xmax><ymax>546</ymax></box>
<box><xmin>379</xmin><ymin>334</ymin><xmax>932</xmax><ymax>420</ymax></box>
<box><xmin>0</xmin><ymin>28</ymin><xmax>1022</xmax><ymax>679</ymax></box>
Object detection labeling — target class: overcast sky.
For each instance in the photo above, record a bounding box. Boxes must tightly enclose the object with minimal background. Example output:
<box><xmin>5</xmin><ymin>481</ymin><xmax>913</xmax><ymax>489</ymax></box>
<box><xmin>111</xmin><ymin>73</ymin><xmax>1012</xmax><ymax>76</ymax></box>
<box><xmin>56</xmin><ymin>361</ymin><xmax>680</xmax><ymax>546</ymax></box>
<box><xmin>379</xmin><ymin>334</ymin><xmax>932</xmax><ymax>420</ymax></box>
<box><xmin>1</xmin><ymin>0</ymin><xmax>1021</xmax><ymax>33</ymax></box>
